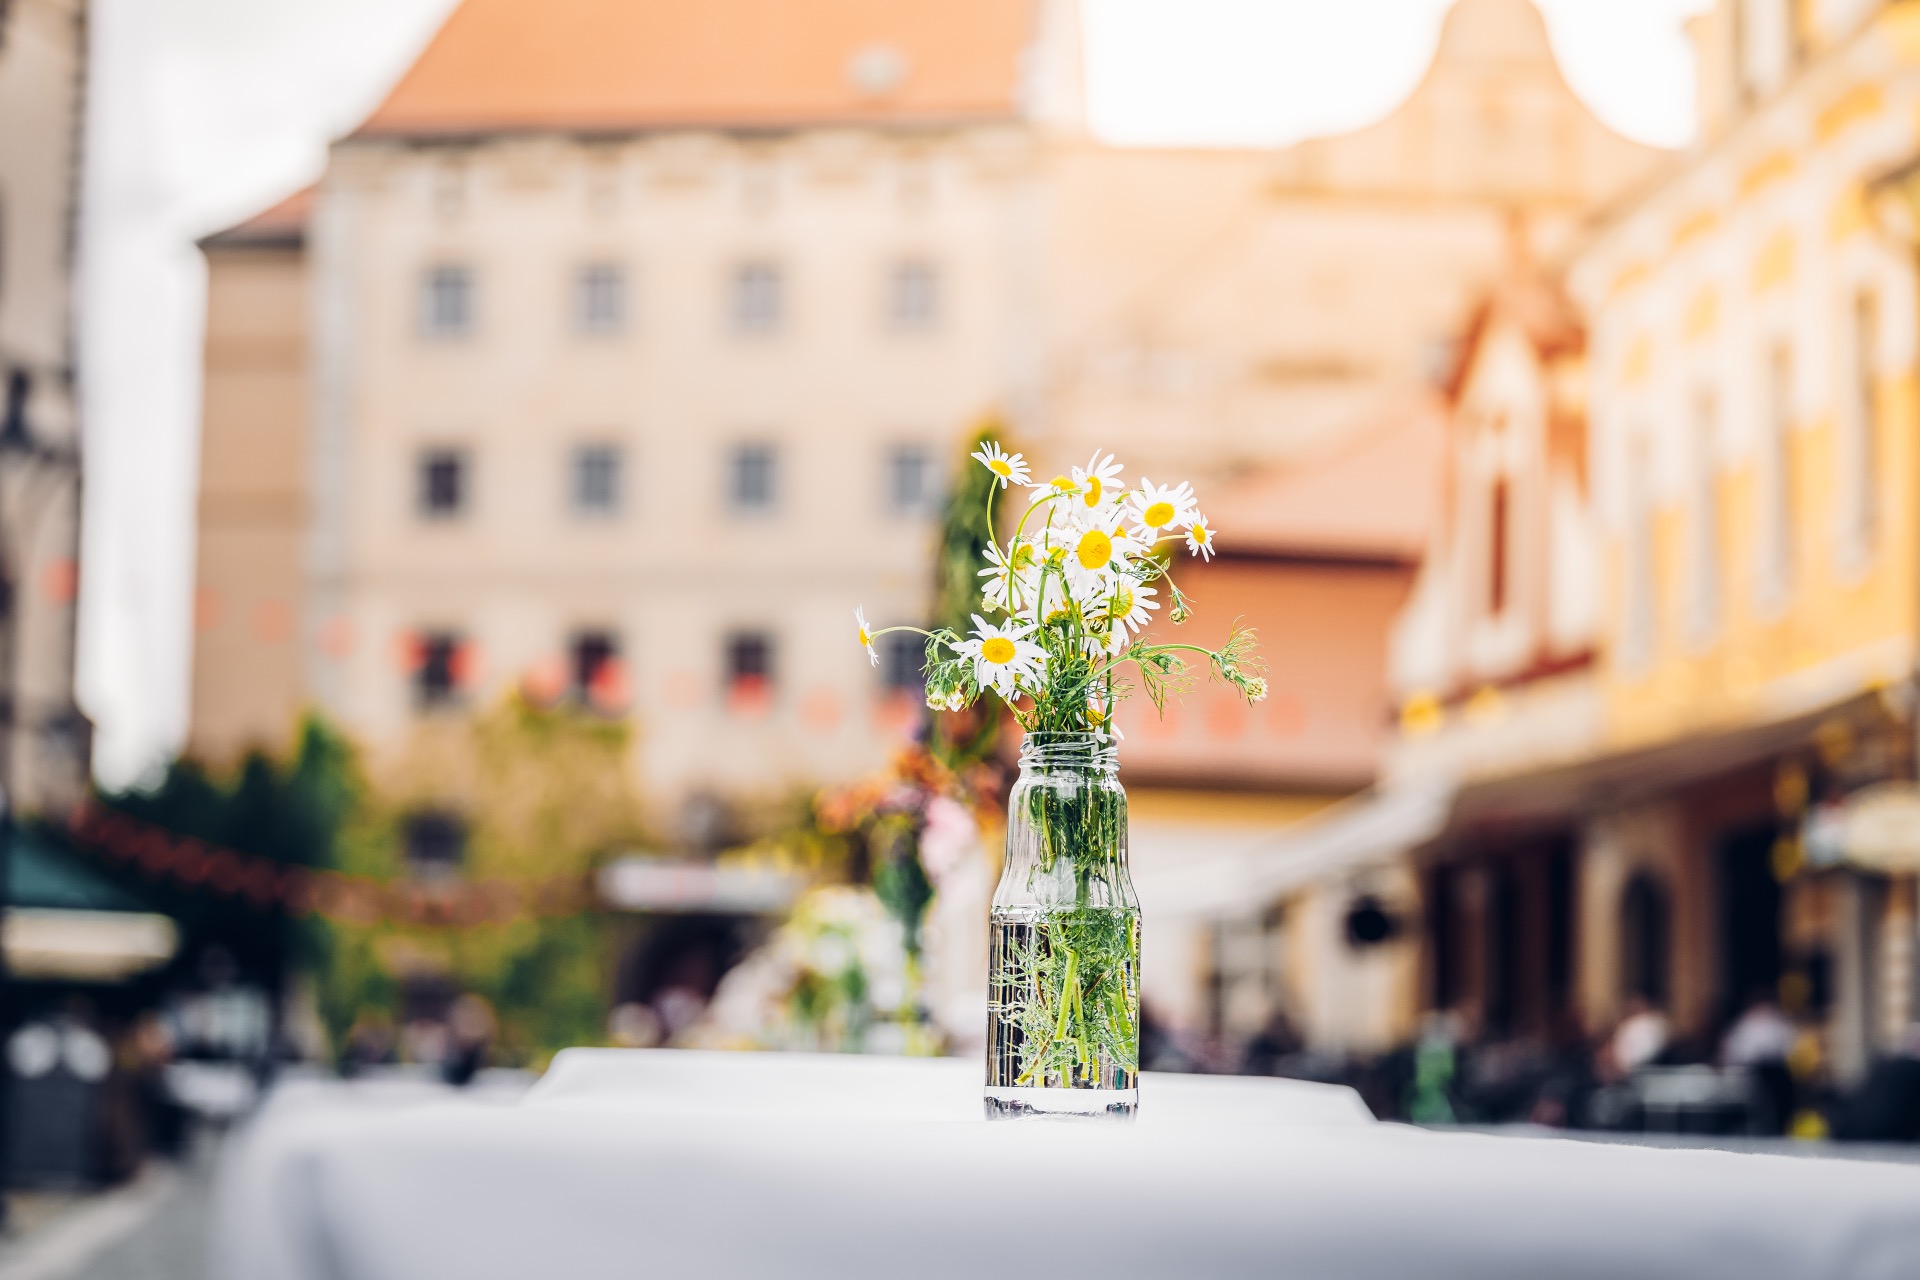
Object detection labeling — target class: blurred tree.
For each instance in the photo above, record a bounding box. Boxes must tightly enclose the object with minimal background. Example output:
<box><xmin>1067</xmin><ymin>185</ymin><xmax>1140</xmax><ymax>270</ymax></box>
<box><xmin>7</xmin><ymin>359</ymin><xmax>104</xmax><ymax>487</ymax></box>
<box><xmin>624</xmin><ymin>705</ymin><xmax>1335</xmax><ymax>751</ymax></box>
<box><xmin>317</xmin><ymin>695</ymin><xmax>648</xmax><ymax>1066</ymax></box>
<box><xmin>930</xmin><ymin>418</ymin><xmax>1008</xmax><ymax>770</ymax></box>
<box><xmin>96</xmin><ymin>717</ymin><xmax>354</xmax><ymax>1009</ymax></box>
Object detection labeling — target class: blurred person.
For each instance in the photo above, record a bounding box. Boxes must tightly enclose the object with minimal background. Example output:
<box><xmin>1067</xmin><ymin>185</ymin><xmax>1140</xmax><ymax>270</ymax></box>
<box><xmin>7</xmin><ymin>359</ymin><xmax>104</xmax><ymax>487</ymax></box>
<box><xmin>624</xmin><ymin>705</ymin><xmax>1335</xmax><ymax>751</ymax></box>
<box><xmin>609</xmin><ymin>1002</ymin><xmax>664</xmax><ymax>1048</ymax></box>
<box><xmin>1240</xmin><ymin>1008</ymin><xmax>1304</xmax><ymax>1077</ymax></box>
<box><xmin>1720</xmin><ymin>989</ymin><xmax>1797</xmax><ymax>1136</ymax></box>
<box><xmin>1405</xmin><ymin>1013</ymin><xmax>1461</xmax><ymax>1125</ymax></box>
<box><xmin>340</xmin><ymin>1012</ymin><xmax>398</xmax><ymax>1077</ymax></box>
<box><xmin>1827</xmin><ymin>1025</ymin><xmax>1920</xmax><ymax>1144</ymax></box>
<box><xmin>1609</xmin><ymin>997</ymin><xmax>1670</xmax><ymax>1076</ymax></box>
<box><xmin>442</xmin><ymin>994</ymin><xmax>497</xmax><ymax>1087</ymax></box>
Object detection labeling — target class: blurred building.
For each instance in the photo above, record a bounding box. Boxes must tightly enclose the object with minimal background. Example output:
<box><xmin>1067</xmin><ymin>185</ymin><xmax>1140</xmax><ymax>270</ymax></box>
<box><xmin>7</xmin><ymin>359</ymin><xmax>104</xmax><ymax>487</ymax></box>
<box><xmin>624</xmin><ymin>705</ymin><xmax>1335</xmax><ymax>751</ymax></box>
<box><xmin>0</xmin><ymin>0</ymin><xmax>90</xmax><ymax>817</ymax></box>
<box><xmin>192</xmin><ymin>0</ymin><xmax>1077</xmax><ymax>824</ymax></box>
<box><xmin>1208</xmin><ymin>0</ymin><xmax>1920</xmax><ymax>1093</ymax></box>
<box><xmin>187</xmin><ymin>1</ymin><xmax>1658</xmax><ymax>853</ymax></box>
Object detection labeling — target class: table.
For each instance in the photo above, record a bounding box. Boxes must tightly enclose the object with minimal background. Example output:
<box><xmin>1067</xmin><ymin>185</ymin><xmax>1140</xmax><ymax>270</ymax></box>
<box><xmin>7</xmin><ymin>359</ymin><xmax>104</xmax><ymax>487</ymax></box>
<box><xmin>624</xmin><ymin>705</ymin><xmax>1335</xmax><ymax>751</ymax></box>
<box><xmin>212</xmin><ymin>1050</ymin><xmax>1920</xmax><ymax>1280</ymax></box>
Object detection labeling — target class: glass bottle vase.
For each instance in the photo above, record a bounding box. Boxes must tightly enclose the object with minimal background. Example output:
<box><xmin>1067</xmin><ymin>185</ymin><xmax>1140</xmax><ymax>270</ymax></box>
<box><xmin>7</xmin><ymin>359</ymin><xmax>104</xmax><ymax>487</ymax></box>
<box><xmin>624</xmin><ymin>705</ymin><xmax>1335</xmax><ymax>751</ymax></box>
<box><xmin>985</xmin><ymin>731</ymin><xmax>1140</xmax><ymax>1120</ymax></box>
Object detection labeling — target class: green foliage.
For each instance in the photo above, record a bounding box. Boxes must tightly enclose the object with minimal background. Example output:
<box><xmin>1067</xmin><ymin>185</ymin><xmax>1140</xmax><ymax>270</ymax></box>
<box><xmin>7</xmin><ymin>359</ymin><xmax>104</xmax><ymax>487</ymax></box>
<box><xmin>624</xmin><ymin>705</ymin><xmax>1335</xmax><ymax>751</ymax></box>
<box><xmin>98</xmin><ymin>716</ymin><xmax>359</xmax><ymax>992</ymax></box>
<box><xmin>933</xmin><ymin>418</ymin><xmax>1006</xmax><ymax>638</ymax></box>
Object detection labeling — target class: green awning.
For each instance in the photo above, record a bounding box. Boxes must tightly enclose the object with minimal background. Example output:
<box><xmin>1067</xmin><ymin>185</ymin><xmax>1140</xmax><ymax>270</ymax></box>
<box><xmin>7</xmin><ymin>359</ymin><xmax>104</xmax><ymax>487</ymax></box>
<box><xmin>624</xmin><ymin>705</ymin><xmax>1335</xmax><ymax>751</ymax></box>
<box><xmin>6</xmin><ymin>829</ymin><xmax>156</xmax><ymax>914</ymax></box>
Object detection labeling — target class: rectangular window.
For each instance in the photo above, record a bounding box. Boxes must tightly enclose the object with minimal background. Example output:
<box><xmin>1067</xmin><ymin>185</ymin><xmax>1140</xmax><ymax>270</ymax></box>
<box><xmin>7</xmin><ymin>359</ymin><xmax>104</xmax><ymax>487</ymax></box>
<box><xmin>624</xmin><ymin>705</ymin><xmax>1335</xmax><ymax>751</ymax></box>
<box><xmin>731</xmin><ymin>261</ymin><xmax>783</xmax><ymax>333</ymax></box>
<box><xmin>570</xmin><ymin>630</ymin><xmax>621</xmax><ymax>706</ymax></box>
<box><xmin>1688</xmin><ymin>389</ymin><xmax>1721</xmax><ymax>638</ymax></box>
<box><xmin>886</xmin><ymin>444</ymin><xmax>938</xmax><ymax>516</ymax></box>
<box><xmin>1763</xmin><ymin>342</ymin><xmax>1795</xmax><ymax>598</ymax></box>
<box><xmin>1848</xmin><ymin>291</ymin><xmax>1879</xmax><ymax>554</ymax></box>
<box><xmin>421</xmin><ymin>265</ymin><xmax>474</xmax><ymax>338</ymax></box>
<box><xmin>414</xmin><ymin>631</ymin><xmax>465</xmax><ymax>709</ymax></box>
<box><xmin>403</xmin><ymin>811</ymin><xmax>467</xmax><ymax>878</ymax></box>
<box><xmin>574</xmin><ymin>263</ymin><xmax>627</xmax><ymax>335</ymax></box>
<box><xmin>571</xmin><ymin>444</ymin><xmax>622</xmax><ymax>516</ymax></box>
<box><xmin>725</xmin><ymin>631</ymin><xmax>775</xmax><ymax>705</ymax></box>
<box><xmin>418</xmin><ymin>447</ymin><xmax>469</xmax><ymax>519</ymax></box>
<box><xmin>887</xmin><ymin>259</ymin><xmax>940</xmax><ymax>330</ymax></box>
<box><xmin>1487</xmin><ymin>477</ymin><xmax>1510</xmax><ymax>617</ymax></box>
<box><xmin>728</xmin><ymin>443</ymin><xmax>778</xmax><ymax>513</ymax></box>
<box><xmin>880</xmin><ymin>632</ymin><xmax>926</xmax><ymax>693</ymax></box>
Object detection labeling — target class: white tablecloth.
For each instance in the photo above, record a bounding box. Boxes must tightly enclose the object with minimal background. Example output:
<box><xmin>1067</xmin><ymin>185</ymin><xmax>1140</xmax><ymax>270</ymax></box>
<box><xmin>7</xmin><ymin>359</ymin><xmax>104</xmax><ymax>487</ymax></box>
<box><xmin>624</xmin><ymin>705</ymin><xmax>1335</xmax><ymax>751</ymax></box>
<box><xmin>213</xmin><ymin>1050</ymin><xmax>1920</xmax><ymax>1280</ymax></box>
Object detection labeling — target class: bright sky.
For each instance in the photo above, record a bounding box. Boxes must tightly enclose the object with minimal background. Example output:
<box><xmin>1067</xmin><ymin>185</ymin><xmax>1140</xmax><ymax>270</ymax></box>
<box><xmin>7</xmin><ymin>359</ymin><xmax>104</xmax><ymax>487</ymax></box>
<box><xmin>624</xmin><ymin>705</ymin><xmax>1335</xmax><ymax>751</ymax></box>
<box><xmin>77</xmin><ymin>0</ymin><xmax>1712</xmax><ymax>786</ymax></box>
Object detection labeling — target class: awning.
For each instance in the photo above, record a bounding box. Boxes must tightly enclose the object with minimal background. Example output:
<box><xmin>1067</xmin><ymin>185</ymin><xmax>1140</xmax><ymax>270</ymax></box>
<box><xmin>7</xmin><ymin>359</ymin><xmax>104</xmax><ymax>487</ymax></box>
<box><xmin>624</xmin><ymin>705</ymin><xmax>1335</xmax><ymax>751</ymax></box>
<box><xmin>597</xmin><ymin>858</ymin><xmax>805</xmax><ymax>914</ymax></box>
<box><xmin>4</xmin><ymin>828</ymin><xmax>181</xmax><ymax>981</ymax></box>
<box><xmin>1130</xmin><ymin>778</ymin><xmax>1455</xmax><ymax>920</ymax></box>
<box><xmin>3</xmin><ymin>908</ymin><xmax>179</xmax><ymax>981</ymax></box>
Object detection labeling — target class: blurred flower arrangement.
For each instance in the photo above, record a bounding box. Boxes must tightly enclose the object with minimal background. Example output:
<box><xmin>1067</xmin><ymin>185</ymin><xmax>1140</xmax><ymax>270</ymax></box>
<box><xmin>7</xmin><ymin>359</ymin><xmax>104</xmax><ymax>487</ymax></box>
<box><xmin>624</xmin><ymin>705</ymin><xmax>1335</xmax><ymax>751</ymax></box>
<box><xmin>687</xmin><ymin>747</ymin><xmax>994</xmax><ymax>1055</ymax></box>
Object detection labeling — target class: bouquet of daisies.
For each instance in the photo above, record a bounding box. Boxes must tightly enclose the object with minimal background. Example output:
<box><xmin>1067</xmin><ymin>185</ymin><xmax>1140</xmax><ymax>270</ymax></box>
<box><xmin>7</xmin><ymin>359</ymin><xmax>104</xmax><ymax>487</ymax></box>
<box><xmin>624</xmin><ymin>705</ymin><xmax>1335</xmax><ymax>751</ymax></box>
<box><xmin>857</xmin><ymin>441</ymin><xmax>1266</xmax><ymax>730</ymax></box>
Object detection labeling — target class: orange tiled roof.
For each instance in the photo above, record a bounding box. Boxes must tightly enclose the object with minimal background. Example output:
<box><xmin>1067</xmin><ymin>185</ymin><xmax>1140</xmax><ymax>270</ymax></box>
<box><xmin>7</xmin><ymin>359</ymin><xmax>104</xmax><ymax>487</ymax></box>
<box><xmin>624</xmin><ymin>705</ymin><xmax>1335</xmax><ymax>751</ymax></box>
<box><xmin>1206</xmin><ymin>395</ymin><xmax>1446</xmax><ymax>564</ymax></box>
<box><xmin>355</xmin><ymin>0</ymin><xmax>1037</xmax><ymax>138</ymax></box>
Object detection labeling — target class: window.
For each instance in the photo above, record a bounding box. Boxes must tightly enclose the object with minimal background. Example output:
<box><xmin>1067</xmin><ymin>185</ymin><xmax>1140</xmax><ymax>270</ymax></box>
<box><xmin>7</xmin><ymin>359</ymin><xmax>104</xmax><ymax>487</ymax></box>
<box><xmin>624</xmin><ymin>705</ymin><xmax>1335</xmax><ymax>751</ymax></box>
<box><xmin>1846</xmin><ymin>291</ymin><xmax>1879</xmax><ymax>555</ymax></box>
<box><xmin>887</xmin><ymin>259</ymin><xmax>940</xmax><ymax>330</ymax></box>
<box><xmin>421</xmin><ymin>265</ymin><xmax>474</xmax><ymax>338</ymax></box>
<box><xmin>1487</xmin><ymin>477</ymin><xmax>1510</xmax><ymax>617</ymax></box>
<box><xmin>731</xmin><ymin>261</ymin><xmax>783</xmax><ymax>333</ymax></box>
<box><xmin>1688</xmin><ymin>389</ymin><xmax>1721</xmax><ymax>638</ymax></box>
<box><xmin>1762</xmin><ymin>343</ymin><xmax>1795</xmax><ymax>597</ymax></box>
<box><xmin>880</xmin><ymin>632</ymin><xmax>925</xmax><ymax>694</ymax></box>
<box><xmin>418</xmin><ymin>447</ymin><xmax>469</xmax><ymax>518</ymax></box>
<box><xmin>885</xmin><ymin>444</ymin><xmax>938</xmax><ymax>516</ymax></box>
<box><xmin>403</xmin><ymin>811</ymin><xmax>467</xmax><ymax>878</ymax></box>
<box><xmin>728</xmin><ymin>443</ymin><xmax>778</xmax><ymax>513</ymax></box>
<box><xmin>574</xmin><ymin>263</ymin><xmax>626</xmax><ymax>334</ymax></box>
<box><xmin>571</xmin><ymin>444</ymin><xmax>622</xmax><ymax>516</ymax></box>
<box><xmin>570</xmin><ymin>630</ymin><xmax>621</xmax><ymax>706</ymax></box>
<box><xmin>414</xmin><ymin>632</ymin><xmax>465</xmax><ymax>709</ymax></box>
<box><xmin>725</xmin><ymin>631</ymin><xmax>775</xmax><ymax>704</ymax></box>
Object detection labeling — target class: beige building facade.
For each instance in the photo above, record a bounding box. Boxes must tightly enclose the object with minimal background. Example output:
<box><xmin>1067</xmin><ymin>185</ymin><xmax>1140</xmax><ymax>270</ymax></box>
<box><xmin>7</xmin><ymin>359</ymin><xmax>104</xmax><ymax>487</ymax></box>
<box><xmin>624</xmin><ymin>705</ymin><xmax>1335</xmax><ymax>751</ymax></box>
<box><xmin>0</xmin><ymin>0</ymin><xmax>89</xmax><ymax>815</ymax></box>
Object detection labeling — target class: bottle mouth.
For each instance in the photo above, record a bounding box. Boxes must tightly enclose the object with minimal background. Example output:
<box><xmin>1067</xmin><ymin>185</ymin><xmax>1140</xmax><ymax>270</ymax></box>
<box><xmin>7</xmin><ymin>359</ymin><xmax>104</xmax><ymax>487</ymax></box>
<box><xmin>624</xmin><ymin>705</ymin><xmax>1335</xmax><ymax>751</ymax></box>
<box><xmin>1018</xmin><ymin>730</ymin><xmax>1120</xmax><ymax>768</ymax></box>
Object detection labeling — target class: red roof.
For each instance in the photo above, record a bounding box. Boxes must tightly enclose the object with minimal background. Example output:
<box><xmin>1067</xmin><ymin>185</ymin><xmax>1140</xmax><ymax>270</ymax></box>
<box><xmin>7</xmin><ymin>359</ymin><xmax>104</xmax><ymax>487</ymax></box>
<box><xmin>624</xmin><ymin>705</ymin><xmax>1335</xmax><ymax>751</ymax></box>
<box><xmin>1206</xmin><ymin>394</ymin><xmax>1446</xmax><ymax>564</ymax></box>
<box><xmin>355</xmin><ymin>0</ymin><xmax>1037</xmax><ymax>138</ymax></box>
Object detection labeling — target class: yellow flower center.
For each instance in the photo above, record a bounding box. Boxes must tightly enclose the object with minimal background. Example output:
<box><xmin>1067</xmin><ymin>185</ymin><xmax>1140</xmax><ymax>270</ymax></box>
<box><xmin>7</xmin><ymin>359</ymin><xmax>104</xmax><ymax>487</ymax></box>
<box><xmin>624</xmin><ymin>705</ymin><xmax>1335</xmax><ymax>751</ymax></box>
<box><xmin>988</xmin><ymin>458</ymin><xmax>1012</xmax><ymax>478</ymax></box>
<box><xmin>1010</xmin><ymin>543</ymin><xmax>1036</xmax><ymax>571</ymax></box>
<box><xmin>980</xmin><ymin>636</ymin><xmax>1017</xmax><ymax>665</ymax></box>
<box><xmin>858</xmin><ymin>626</ymin><xmax>872</xmax><ymax>646</ymax></box>
<box><xmin>1049</xmin><ymin>475</ymin><xmax>1076</xmax><ymax>494</ymax></box>
<box><xmin>1083</xmin><ymin>477</ymin><xmax>1104</xmax><ymax>506</ymax></box>
<box><xmin>1192</xmin><ymin>523</ymin><xmax>1211</xmax><ymax>546</ymax></box>
<box><xmin>1076</xmin><ymin>529</ymin><xmax>1113</xmax><ymax>570</ymax></box>
<box><xmin>1110</xmin><ymin>587</ymin><xmax>1133</xmax><ymax>617</ymax></box>
<box><xmin>1087</xmin><ymin>701</ymin><xmax>1108</xmax><ymax>725</ymax></box>
<box><xmin>1143</xmin><ymin>500</ymin><xmax>1176</xmax><ymax>528</ymax></box>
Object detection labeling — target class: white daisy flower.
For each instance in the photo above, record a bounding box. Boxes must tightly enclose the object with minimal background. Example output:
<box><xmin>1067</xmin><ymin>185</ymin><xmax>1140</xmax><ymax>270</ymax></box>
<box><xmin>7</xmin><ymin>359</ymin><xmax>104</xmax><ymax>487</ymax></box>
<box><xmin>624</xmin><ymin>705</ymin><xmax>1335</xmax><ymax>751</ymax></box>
<box><xmin>1185</xmin><ymin>514</ymin><xmax>1218</xmax><ymax>561</ymax></box>
<box><xmin>978</xmin><ymin>540</ymin><xmax>1040</xmax><ymax>613</ymax></box>
<box><xmin>1029</xmin><ymin>471</ymin><xmax>1087</xmax><ymax>505</ymax></box>
<box><xmin>1073</xmin><ymin>450</ymin><xmax>1127</xmax><ymax>513</ymax></box>
<box><xmin>958</xmin><ymin>614</ymin><xmax>1046</xmax><ymax>698</ymax></box>
<box><xmin>1085</xmin><ymin>697</ymin><xmax>1125</xmax><ymax>740</ymax></box>
<box><xmin>1103</xmin><ymin>580</ymin><xmax>1159</xmax><ymax>641</ymax></box>
<box><xmin>971</xmin><ymin>441</ymin><xmax>1030</xmax><ymax>490</ymax></box>
<box><xmin>1128</xmin><ymin>479</ymin><xmax>1199</xmax><ymax>540</ymax></box>
<box><xmin>1063</xmin><ymin>512</ymin><xmax>1137</xmax><ymax>594</ymax></box>
<box><xmin>854</xmin><ymin>607</ymin><xmax>879</xmax><ymax>666</ymax></box>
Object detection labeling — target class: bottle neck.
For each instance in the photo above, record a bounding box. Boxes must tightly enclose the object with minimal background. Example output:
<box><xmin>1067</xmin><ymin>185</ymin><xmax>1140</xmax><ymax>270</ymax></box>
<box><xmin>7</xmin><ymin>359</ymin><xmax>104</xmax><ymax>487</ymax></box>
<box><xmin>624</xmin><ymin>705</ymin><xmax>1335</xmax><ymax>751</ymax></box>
<box><xmin>1017</xmin><ymin>731</ymin><xmax>1119</xmax><ymax>779</ymax></box>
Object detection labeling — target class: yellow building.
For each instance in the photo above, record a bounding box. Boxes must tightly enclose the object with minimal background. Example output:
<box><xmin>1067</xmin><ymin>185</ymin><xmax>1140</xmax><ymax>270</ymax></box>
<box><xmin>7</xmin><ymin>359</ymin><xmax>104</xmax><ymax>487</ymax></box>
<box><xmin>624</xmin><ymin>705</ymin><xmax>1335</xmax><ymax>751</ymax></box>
<box><xmin>1565</xmin><ymin>0</ymin><xmax>1920</xmax><ymax>1081</ymax></box>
